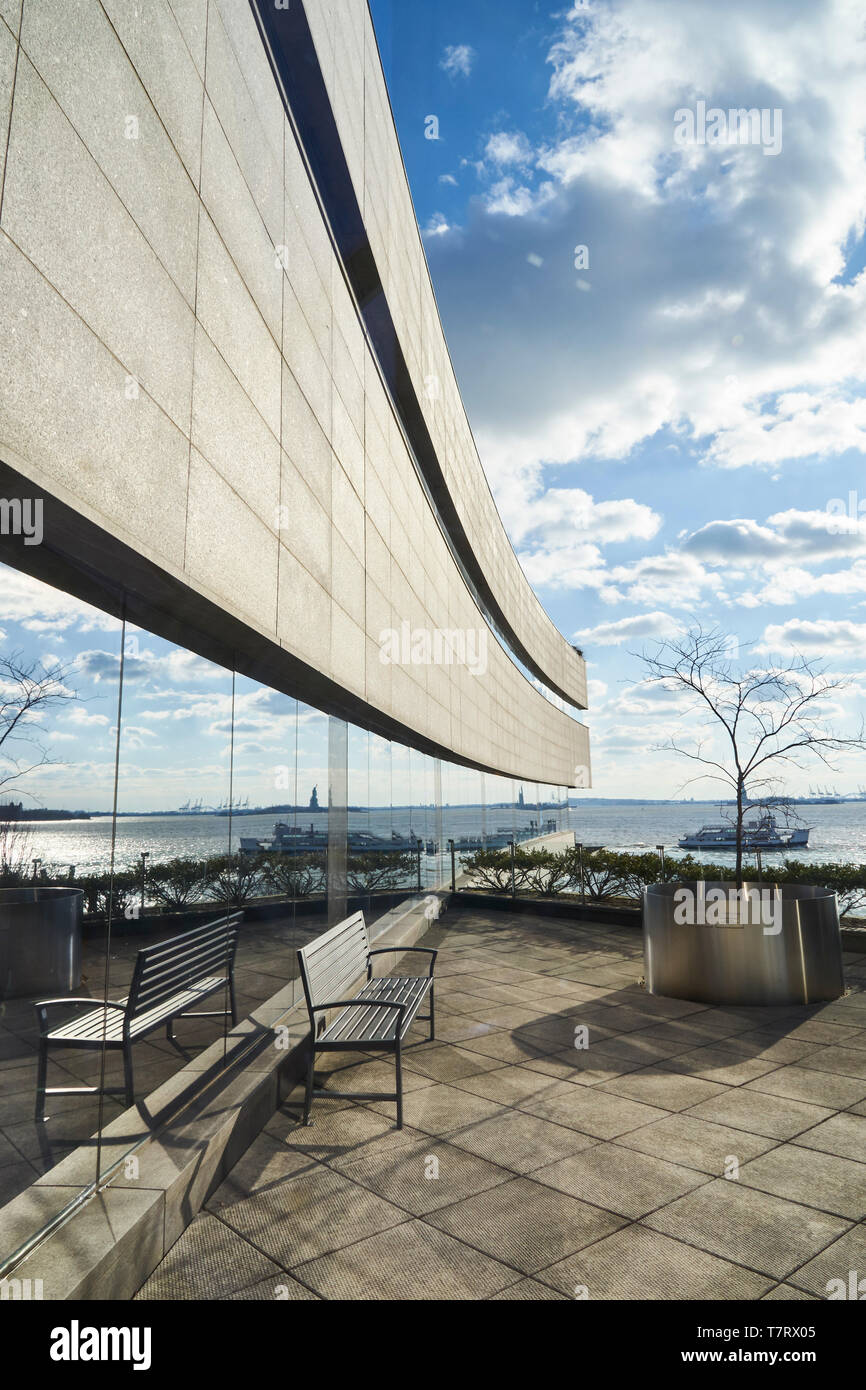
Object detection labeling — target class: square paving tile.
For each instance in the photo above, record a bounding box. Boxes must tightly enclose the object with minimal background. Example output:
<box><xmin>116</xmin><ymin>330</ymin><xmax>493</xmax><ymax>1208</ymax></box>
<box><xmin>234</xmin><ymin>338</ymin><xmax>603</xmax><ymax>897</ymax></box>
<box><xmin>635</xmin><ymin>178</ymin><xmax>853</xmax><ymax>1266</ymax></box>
<box><xmin>455</xmin><ymin>1031</ymin><xmax>550</xmax><ymax>1064</ymax></box>
<box><xmin>717</xmin><ymin>1032</ymin><xmax>820</xmax><ymax>1064</ymax></box>
<box><xmin>435</xmin><ymin>992</ymin><xmax>497</xmax><ymax>1017</ymax></box>
<box><xmin>685</xmin><ymin>1088</ymin><xmax>835</xmax><ymax>1140</ymax></box>
<box><xmin>295</xmin><ymin>1218</ymin><xmax>518</xmax><ymax>1299</ymax></box>
<box><xmin>534</xmin><ymin>1142</ymin><xmax>710</xmax><ymax>1218</ymax></box>
<box><xmin>216</xmin><ymin>1161</ymin><xmax>408</xmax><ymax>1267</ymax></box>
<box><xmin>519</xmin><ymin>1081</ymin><xmax>670</xmax><ymax>1138</ymax></box>
<box><xmin>660</xmin><ymin>1045</ymin><xmax>782</xmax><ymax>1087</ymax></box>
<box><xmin>645</xmin><ymin>1179</ymin><xmax>850</xmax><ymax>1279</ymax></box>
<box><xmin>600</xmin><ymin>1069</ymin><xmax>731</xmax><ymax>1112</ymax></box>
<box><xmin>427</xmin><ymin>1015</ymin><xmax>499</xmax><ymax>1045</ymax></box>
<box><xmin>423</xmin><ymin>1176</ymin><xmax>626</xmax><ymax>1274</ymax></box>
<box><xmin>400</xmin><ymin>1043</ymin><xmax>506</xmax><ymax>1083</ymax></box>
<box><xmin>594</xmin><ymin>1034</ymin><xmax>695</xmax><ymax>1064</ymax></box>
<box><xmin>462</xmin><ymin>1004</ymin><xmax>552</xmax><ymax>1030</ymax></box>
<box><xmin>614</xmin><ymin>1112</ymin><xmax>777</xmax><ymax>1174</ymax></box>
<box><xmin>737</xmin><ymin>1144</ymin><xmax>866</xmax><ymax>1220</ymax></box>
<box><xmin>797</xmin><ymin>1044</ymin><xmax>866</xmax><ymax>1081</ymax></box>
<box><xmin>446</xmin><ymin>1108</ymin><xmax>598</xmax><ymax>1174</ymax></box>
<box><xmin>787</xmin><ymin>1224</ymin><xmax>866</xmax><ymax>1297</ymax></box>
<box><xmin>744</xmin><ymin>1064</ymin><xmax>866</xmax><ymax>1109</ymax></box>
<box><xmin>448</xmin><ymin>1064</ymin><xmax>567</xmax><ymax>1107</ymax></box>
<box><xmin>792</xmin><ymin>1111</ymin><xmax>866</xmax><ymax>1163</ymax></box>
<box><xmin>207</xmin><ymin>1132</ymin><xmax>321</xmax><ymax>1211</ymax></box>
<box><xmin>367</xmin><ymin>1082</ymin><xmax>506</xmax><ymax>1135</ymax></box>
<box><xmin>538</xmin><ymin>1223</ymin><xmax>772</xmax><ymax>1300</ymax></box>
<box><xmin>267</xmin><ymin>1100</ymin><xmax>410</xmax><ymax>1159</ymax></box>
<box><xmin>135</xmin><ymin>1213</ymin><xmax>284</xmax><ymax>1300</ymax></box>
<box><xmin>329</xmin><ymin>1133</ymin><xmax>513</xmax><ymax>1213</ymax></box>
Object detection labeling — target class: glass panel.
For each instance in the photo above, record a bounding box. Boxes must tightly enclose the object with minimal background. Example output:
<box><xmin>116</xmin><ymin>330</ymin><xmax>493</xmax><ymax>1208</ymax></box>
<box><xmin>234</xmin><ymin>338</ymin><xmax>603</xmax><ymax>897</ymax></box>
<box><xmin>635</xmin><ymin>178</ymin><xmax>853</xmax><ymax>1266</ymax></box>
<box><xmin>327</xmin><ymin>715</ymin><xmax>348</xmax><ymax>926</ymax></box>
<box><xmin>91</xmin><ymin>626</ymin><xmax>236</xmax><ymax>1182</ymax></box>
<box><xmin>0</xmin><ymin>560</ymin><xmax>122</xmax><ymax>1201</ymax></box>
<box><xmin>225</xmin><ymin>677</ymin><xmax>301</xmax><ymax>1015</ymax></box>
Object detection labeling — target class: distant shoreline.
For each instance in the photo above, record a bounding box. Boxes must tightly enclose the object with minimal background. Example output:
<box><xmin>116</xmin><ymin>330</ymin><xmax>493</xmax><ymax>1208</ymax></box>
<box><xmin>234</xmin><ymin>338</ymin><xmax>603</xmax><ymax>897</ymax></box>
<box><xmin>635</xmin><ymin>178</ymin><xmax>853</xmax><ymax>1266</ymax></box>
<box><xmin>6</xmin><ymin>794</ymin><xmax>866</xmax><ymax>821</ymax></box>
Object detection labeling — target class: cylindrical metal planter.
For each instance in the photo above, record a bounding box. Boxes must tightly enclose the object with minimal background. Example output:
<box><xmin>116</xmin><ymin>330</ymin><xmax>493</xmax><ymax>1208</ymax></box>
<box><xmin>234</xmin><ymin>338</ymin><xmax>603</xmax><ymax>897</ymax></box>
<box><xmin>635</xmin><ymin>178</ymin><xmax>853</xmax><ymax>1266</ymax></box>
<box><xmin>0</xmin><ymin>887</ymin><xmax>84</xmax><ymax>1000</ymax></box>
<box><xmin>643</xmin><ymin>881</ymin><xmax>844</xmax><ymax>1006</ymax></box>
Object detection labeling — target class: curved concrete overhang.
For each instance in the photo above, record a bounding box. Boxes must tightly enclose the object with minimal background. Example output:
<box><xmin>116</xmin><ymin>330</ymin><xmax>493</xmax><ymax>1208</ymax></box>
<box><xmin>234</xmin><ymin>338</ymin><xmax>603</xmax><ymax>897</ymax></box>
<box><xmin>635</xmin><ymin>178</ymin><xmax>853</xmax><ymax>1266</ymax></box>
<box><xmin>0</xmin><ymin>0</ymin><xmax>590</xmax><ymax>788</ymax></box>
<box><xmin>252</xmin><ymin>0</ymin><xmax>588</xmax><ymax>716</ymax></box>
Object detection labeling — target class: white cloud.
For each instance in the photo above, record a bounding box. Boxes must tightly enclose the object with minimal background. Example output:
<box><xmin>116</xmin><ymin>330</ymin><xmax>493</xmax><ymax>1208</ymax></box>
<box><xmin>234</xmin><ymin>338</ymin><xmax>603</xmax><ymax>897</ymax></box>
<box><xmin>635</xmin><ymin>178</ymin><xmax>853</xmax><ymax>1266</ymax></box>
<box><xmin>426</xmin><ymin>0</ymin><xmax>866</xmax><ymax>492</ymax></box>
<box><xmin>759</xmin><ymin>619</ymin><xmax>866</xmax><ymax>657</ymax></box>
<box><xmin>485</xmin><ymin>131</ymin><xmax>533</xmax><ymax>167</ymax></box>
<box><xmin>0</xmin><ymin>569</ymin><xmax>120</xmax><ymax>633</ymax></box>
<box><xmin>573</xmin><ymin>611</ymin><xmax>677</xmax><ymax>646</ymax></box>
<box><xmin>440</xmin><ymin>44</ymin><xmax>475</xmax><ymax>79</ymax></box>
<box><xmin>423</xmin><ymin>212</ymin><xmax>454</xmax><ymax>239</ymax></box>
<box><xmin>706</xmin><ymin>392</ymin><xmax>866</xmax><ymax>470</ymax></box>
<box><xmin>66</xmin><ymin>708</ymin><xmax>110</xmax><ymax>728</ymax></box>
<box><xmin>484</xmin><ymin>177</ymin><xmax>555</xmax><ymax>217</ymax></box>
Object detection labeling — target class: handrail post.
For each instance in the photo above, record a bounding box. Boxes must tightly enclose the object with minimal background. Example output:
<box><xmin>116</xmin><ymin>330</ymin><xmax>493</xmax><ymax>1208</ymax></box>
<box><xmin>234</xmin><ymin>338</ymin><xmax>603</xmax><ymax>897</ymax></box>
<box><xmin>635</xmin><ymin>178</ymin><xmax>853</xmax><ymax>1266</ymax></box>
<box><xmin>509</xmin><ymin>839</ymin><xmax>516</xmax><ymax>899</ymax></box>
<box><xmin>448</xmin><ymin>838</ymin><xmax>455</xmax><ymax>892</ymax></box>
<box><xmin>576</xmin><ymin>841</ymin><xmax>585</xmax><ymax>906</ymax></box>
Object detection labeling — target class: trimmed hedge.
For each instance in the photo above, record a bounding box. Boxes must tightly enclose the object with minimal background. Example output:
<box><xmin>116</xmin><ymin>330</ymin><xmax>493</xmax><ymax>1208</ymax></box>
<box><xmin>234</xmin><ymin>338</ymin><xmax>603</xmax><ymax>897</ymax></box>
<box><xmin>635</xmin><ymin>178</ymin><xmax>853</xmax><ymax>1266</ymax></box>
<box><xmin>2</xmin><ymin>847</ymin><xmax>420</xmax><ymax>918</ymax></box>
<box><xmin>461</xmin><ymin>846</ymin><xmax>866</xmax><ymax>918</ymax></box>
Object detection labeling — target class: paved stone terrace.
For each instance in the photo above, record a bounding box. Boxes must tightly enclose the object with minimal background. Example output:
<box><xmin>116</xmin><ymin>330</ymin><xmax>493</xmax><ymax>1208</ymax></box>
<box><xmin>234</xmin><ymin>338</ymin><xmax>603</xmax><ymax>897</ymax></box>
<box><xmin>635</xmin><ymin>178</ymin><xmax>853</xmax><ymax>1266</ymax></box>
<box><xmin>136</xmin><ymin>907</ymin><xmax>866</xmax><ymax>1301</ymax></box>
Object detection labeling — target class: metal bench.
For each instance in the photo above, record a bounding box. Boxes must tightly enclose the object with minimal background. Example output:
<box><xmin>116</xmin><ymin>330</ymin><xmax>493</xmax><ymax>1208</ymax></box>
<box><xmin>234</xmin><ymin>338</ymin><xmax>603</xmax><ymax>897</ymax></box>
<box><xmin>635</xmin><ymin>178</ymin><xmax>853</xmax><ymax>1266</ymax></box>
<box><xmin>34</xmin><ymin>911</ymin><xmax>243</xmax><ymax>1121</ymax></box>
<box><xmin>298</xmin><ymin>911</ymin><xmax>437</xmax><ymax>1128</ymax></box>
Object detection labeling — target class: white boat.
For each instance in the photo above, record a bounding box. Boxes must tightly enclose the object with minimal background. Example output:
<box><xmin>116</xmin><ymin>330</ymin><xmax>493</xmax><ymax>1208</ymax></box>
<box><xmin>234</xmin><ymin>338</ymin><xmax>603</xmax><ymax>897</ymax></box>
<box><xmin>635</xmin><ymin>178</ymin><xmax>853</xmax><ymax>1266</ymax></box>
<box><xmin>678</xmin><ymin>813</ymin><xmax>810</xmax><ymax>852</ymax></box>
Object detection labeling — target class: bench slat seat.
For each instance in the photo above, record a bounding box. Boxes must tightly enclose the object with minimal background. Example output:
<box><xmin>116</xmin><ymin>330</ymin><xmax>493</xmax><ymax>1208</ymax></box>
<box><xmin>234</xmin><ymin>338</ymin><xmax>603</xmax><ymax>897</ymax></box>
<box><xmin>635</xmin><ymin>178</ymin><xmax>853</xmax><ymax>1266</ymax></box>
<box><xmin>34</xmin><ymin>913</ymin><xmax>242</xmax><ymax>1121</ymax></box>
<box><xmin>43</xmin><ymin>976</ymin><xmax>229</xmax><ymax>1043</ymax></box>
<box><xmin>298</xmin><ymin>911</ymin><xmax>438</xmax><ymax>1128</ymax></box>
<box><xmin>322</xmin><ymin>976</ymin><xmax>433</xmax><ymax>1045</ymax></box>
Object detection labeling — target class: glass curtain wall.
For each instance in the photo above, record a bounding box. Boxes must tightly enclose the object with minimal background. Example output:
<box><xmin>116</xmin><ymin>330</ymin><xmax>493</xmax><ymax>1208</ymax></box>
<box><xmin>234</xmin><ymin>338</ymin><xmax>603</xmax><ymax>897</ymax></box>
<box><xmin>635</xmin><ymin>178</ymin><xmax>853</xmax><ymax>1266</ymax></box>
<box><xmin>0</xmin><ymin>556</ymin><xmax>573</xmax><ymax>1268</ymax></box>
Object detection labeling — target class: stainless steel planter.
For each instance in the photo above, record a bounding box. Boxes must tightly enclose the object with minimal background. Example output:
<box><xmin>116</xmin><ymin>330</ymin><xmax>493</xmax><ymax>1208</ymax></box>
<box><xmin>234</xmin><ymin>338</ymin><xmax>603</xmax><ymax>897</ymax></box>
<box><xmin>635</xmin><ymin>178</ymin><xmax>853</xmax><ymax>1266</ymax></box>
<box><xmin>643</xmin><ymin>881</ymin><xmax>844</xmax><ymax>1006</ymax></box>
<box><xmin>0</xmin><ymin>887</ymin><xmax>83</xmax><ymax>1000</ymax></box>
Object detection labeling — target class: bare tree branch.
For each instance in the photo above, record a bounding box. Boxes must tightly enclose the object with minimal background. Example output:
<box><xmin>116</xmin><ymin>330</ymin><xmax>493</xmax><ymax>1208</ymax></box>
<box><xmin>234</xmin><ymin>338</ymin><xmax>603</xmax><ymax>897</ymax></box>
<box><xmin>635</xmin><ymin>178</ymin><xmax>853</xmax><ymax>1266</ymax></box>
<box><xmin>634</xmin><ymin>626</ymin><xmax>866</xmax><ymax>886</ymax></box>
<box><xmin>0</xmin><ymin>650</ymin><xmax>79</xmax><ymax>807</ymax></box>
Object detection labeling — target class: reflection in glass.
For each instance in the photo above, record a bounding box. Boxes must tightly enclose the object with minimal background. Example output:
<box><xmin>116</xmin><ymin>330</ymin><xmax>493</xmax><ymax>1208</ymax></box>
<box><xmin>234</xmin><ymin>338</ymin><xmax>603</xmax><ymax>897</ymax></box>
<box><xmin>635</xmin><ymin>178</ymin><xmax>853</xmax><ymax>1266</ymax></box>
<box><xmin>0</xmin><ymin>563</ymin><xmax>124</xmax><ymax>1204</ymax></box>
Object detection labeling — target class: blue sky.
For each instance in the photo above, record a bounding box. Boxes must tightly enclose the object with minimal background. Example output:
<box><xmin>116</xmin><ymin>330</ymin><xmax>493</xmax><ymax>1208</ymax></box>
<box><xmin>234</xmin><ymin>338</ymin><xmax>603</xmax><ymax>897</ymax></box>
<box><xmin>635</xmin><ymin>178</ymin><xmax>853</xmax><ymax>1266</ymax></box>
<box><xmin>3</xmin><ymin>0</ymin><xmax>866</xmax><ymax>810</ymax></box>
<box><xmin>370</xmin><ymin>0</ymin><xmax>866</xmax><ymax>796</ymax></box>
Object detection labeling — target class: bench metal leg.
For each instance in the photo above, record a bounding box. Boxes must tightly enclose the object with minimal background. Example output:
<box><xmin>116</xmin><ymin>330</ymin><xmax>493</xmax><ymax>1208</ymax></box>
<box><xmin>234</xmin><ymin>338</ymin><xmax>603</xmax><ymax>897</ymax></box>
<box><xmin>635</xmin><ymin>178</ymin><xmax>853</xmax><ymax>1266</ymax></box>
<box><xmin>165</xmin><ymin>1018</ymin><xmax>176</xmax><ymax>1041</ymax></box>
<box><xmin>122</xmin><ymin>1041</ymin><xmax>134</xmax><ymax>1107</ymax></box>
<box><xmin>35</xmin><ymin>1040</ymin><xmax>48</xmax><ymax>1123</ymax></box>
<box><xmin>395</xmin><ymin>1038</ymin><xmax>403</xmax><ymax>1129</ymax></box>
<box><xmin>429</xmin><ymin>984</ymin><xmax>435</xmax><ymax>1041</ymax></box>
<box><xmin>302</xmin><ymin>1040</ymin><xmax>316</xmax><ymax>1126</ymax></box>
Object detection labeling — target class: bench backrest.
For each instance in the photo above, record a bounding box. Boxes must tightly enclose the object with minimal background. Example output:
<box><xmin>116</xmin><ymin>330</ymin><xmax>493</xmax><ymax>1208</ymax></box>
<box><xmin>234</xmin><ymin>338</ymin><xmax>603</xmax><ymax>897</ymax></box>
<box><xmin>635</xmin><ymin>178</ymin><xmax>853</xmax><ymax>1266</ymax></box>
<box><xmin>127</xmin><ymin>912</ymin><xmax>243</xmax><ymax>1020</ymax></box>
<box><xmin>298</xmin><ymin>911</ymin><xmax>370</xmax><ymax>1026</ymax></box>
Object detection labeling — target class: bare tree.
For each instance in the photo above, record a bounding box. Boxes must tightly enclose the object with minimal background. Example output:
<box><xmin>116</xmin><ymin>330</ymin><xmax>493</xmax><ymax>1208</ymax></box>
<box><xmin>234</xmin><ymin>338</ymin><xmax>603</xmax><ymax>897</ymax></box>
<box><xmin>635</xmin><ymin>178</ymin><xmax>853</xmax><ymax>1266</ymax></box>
<box><xmin>636</xmin><ymin>626</ymin><xmax>866</xmax><ymax>885</ymax></box>
<box><xmin>0</xmin><ymin>650</ymin><xmax>78</xmax><ymax>805</ymax></box>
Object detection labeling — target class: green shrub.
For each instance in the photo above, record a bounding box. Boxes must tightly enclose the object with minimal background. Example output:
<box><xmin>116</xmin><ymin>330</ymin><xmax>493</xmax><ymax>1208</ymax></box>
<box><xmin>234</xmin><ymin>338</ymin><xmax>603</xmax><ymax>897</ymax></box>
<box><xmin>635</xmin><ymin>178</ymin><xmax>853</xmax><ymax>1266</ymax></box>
<box><xmin>260</xmin><ymin>852</ymin><xmax>326</xmax><ymax>898</ymax></box>
<box><xmin>204</xmin><ymin>853</ymin><xmax>265</xmax><ymax>906</ymax></box>
<box><xmin>77</xmin><ymin>869</ymin><xmax>140</xmax><ymax>917</ymax></box>
<box><xmin>146</xmin><ymin>857</ymin><xmax>211</xmax><ymax>910</ymax></box>
<box><xmin>347</xmin><ymin>852</ymin><xmax>417</xmax><ymax>893</ymax></box>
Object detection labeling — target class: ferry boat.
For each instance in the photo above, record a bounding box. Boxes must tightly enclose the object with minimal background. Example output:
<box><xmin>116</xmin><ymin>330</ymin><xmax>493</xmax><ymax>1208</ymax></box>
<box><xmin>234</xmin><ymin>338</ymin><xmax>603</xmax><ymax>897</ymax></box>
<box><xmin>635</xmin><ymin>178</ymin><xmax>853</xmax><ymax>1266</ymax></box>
<box><xmin>239</xmin><ymin>822</ymin><xmax>422</xmax><ymax>856</ymax></box>
<box><xmin>425</xmin><ymin>817</ymin><xmax>558</xmax><ymax>854</ymax></box>
<box><xmin>678</xmin><ymin>812</ymin><xmax>810</xmax><ymax>852</ymax></box>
